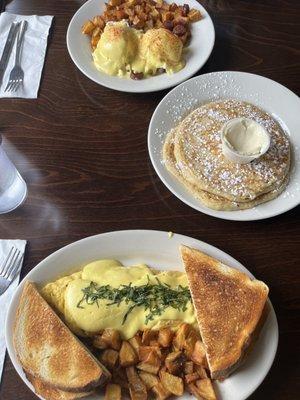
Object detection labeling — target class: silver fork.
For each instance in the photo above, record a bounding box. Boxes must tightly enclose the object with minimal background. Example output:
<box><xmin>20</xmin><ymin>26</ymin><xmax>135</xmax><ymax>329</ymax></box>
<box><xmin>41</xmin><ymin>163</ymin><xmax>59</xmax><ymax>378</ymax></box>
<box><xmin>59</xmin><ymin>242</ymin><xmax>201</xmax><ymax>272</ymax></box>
<box><xmin>5</xmin><ymin>20</ymin><xmax>27</xmax><ymax>93</ymax></box>
<box><xmin>0</xmin><ymin>246</ymin><xmax>23</xmax><ymax>295</ymax></box>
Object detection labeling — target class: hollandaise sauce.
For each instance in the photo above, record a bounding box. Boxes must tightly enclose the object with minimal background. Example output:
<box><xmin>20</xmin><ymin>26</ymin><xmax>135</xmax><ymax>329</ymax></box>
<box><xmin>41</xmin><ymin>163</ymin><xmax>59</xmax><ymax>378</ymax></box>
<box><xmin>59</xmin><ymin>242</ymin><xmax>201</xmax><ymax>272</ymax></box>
<box><xmin>42</xmin><ymin>259</ymin><xmax>197</xmax><ymax>339</ymax></box>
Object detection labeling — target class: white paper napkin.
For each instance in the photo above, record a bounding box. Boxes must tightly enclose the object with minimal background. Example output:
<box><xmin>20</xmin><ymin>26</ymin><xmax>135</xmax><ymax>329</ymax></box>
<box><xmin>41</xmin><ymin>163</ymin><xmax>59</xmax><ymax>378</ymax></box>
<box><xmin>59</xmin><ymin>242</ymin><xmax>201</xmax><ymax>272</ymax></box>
<box><xmin>0</xmin><ymin>239</ymin><xmax>26</xmax><ymax>382</ymax></box>
<box><xmin>0</xmin><ymin>12</ymin><xmax>53</xmax><ymax>98</ymax></box>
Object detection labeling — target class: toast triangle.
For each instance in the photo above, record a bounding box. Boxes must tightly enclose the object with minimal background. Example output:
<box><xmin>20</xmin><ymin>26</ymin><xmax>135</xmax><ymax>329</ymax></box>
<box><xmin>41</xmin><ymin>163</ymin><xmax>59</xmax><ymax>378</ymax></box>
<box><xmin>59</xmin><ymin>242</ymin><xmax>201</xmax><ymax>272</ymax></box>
<box><xmin>180</xmin><ymin>245</ymin><xmax>269</xmax><ymax>379</ymax></box>
<box><xmin>13</xmin><ymin>281</ymin><xmax>110</xmax><ymax>392</ymax></box>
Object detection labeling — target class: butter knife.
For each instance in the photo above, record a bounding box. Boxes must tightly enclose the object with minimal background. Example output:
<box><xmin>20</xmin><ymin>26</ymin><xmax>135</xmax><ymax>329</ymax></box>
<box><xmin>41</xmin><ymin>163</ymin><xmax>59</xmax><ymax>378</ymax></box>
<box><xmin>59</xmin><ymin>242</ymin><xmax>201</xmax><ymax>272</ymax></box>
<box><xmin>0</xmin><ymin>22</ymin><xmax>20</xmax><ymax>88</ymax></box>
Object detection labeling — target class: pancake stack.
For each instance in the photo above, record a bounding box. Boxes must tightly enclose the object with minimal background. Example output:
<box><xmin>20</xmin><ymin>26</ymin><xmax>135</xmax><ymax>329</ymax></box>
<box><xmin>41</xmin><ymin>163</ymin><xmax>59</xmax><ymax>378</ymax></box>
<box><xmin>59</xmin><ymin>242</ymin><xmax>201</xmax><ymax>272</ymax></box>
<box><xmin>163</xmin><ymin>100</ymin><xmax>290</xmax><ymax>211</ymax></box>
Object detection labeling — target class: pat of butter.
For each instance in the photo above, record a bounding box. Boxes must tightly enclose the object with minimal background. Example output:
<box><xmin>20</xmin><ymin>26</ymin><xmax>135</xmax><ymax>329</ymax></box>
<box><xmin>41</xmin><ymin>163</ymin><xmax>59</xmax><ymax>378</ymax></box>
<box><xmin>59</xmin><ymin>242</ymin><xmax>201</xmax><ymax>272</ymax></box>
<box><xmin>221</xmin><ymin>118</ymin><xmax>270</xmax><ymax>164</ymax></box>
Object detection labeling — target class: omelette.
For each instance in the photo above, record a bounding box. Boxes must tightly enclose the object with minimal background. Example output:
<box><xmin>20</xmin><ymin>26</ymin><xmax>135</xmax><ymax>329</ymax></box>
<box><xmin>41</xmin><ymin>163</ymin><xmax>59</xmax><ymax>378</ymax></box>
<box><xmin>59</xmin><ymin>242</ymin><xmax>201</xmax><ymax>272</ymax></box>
<box><xmin>42</xmin><ymin>259</ymin><xmax>197</xmax><ymax>339</ymax></box>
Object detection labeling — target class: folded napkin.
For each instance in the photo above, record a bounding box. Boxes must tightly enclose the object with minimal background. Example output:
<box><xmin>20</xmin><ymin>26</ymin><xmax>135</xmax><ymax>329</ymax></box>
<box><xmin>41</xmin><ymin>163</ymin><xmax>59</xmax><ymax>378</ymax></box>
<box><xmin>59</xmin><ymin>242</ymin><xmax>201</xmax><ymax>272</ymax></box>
<box><xmin>0</xmin><ymin>12</ymin><xmax>53</xmax><ymax>98</ymax></box>
<box><xmin>0</xmin><ymin>239</ymin><xmax>26</xmax><ymax>382</ymax></box>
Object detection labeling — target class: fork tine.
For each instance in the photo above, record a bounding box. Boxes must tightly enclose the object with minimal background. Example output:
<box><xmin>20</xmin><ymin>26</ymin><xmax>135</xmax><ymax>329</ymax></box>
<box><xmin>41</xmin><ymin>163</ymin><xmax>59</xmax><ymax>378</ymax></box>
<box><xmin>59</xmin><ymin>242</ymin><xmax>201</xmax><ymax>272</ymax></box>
<box><xmin>6</xmin><ymin>251</ymin><xmax>23</xmax><ymax>281</ymax></box>
<box><xmin>5</xmin><ymin>80</ymin><xmax>13</xmax><ymax>92</ymax></box>
<box><xmin>2</xmin><ymin>247</ymin><xmax>19</xmax><ymax>277</ymax></box>
<box><xmin>4</xmin><ymin>248</ymin><xmax>21</xmax><ymax>278</ymax></box>
<box><xmin>10</xmin><ymin>81</ymin><xmax>19</xmax><ymax>92</ymax></box>
<box><xmin>0</xmin><ymin>247</ymin><xmax>15</xmax><ymax>275</ymax></box>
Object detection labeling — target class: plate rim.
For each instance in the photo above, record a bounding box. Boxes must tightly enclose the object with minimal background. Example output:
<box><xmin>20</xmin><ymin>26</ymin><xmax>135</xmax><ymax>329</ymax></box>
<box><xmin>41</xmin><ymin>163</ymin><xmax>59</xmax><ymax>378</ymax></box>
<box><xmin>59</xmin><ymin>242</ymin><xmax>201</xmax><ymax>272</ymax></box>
<box><xmin>5</xmin><ymin>229</ymin><xmax>278</xmax><ymax>400</ymax></box>
<box><xmin>66</xmin><ymin>0</ymin><xmax>215</xmax><ymax>93</ymax></box>
<box><xmin>148</xmin><ymin>71</ymin><xmax>300</xmax><ymax>221</ymax></box>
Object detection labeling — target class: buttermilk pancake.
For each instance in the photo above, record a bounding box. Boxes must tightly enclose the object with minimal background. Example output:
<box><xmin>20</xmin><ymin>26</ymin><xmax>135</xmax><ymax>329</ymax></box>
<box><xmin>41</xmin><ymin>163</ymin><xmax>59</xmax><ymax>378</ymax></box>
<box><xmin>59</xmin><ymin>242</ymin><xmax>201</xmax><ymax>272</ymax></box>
<box><xmin>163</xmin><ymin>99</ymin><xmax>290</xmax><ymax>210</ymax></box>
<box><xmin>163</xmin><ymin>128</ymin><xmax>289</xmax><ymax>211</ymax></box>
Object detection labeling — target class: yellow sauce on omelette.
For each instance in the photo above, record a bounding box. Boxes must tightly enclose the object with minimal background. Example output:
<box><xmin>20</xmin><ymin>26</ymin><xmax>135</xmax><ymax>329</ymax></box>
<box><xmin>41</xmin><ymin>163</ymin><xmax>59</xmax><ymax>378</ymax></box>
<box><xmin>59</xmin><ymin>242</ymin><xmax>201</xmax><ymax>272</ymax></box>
<box><xmin>42</xmin><ymin>260</ymin><xmax>196</xmax><ymax>339</ymax></box>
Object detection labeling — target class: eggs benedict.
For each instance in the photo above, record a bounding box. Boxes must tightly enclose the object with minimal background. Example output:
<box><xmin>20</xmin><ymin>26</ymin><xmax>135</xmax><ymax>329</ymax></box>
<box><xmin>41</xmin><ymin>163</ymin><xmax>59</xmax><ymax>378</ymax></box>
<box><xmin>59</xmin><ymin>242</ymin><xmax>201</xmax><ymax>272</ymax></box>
<box><xmin>92</xmin><ymin>21</ymin><xmax>185</xmax><ymax>79</ymax></box>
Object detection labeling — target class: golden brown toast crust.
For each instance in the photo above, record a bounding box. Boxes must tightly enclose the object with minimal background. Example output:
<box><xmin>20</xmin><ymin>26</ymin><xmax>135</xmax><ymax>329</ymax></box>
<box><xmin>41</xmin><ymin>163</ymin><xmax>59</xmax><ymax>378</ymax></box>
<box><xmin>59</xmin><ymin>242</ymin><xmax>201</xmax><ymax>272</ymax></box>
<box><xmin>26</xmin><ymin>373</ymin><xmax>93</xmax><ymax>400</ymax></box>
<box><xmin>180</xmin><ymin>245</ymin><xmax>269</xmax><ymax>379</ymax></box>
<box><xmin>13</xmin><ymin>281</ymin><xmax>110</xmax><ymax>392</ymax></box>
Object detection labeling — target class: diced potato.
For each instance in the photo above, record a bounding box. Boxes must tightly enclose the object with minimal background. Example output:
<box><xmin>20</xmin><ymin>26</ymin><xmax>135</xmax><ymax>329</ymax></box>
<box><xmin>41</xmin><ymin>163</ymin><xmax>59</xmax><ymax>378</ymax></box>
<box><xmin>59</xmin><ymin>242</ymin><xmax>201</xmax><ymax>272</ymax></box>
<box><xmin>142</xmin><ymin>329</ymin><xmax>158</xmax><ymax>345</ymax></box>
<box><xmin>137</xmin><ymin>361</ymin><xmax>160</xmax><ymax>374</ymax></box>
<box><xmin>109</xmin><ymin>0</ymin><xmax>122</xmax><ymax>6</ymax></box>
<box><xmin>81</xmin><ymin>20</ymin><xmax>95</xmax><ymax>35</ymax></box>
<box><xmin>158</xmin><ymin>328</ymin><xmax>174</xmax><ymax>348</ymax></box>
<box><xmin>139</xmin><ymin>371</ymin><xmax>159</xmax><ymax>389</ymax></box>
<box><xmin>196</xmin><ymin>378</ymin><xmax>217</xmax><ymax>400</ymax></box>
<box><xmin>93</xmin><ymin>334</ymin><xmax>108</xmax><ymax>350</ymax></box>
<box><xmin>165</xmin><ymin>351</ymin><xmax>186</xmax><ymax>375</ymax></box>
<box><xmin>184</xmin><ymin>361</ymin><xmax>194</xmax><ymax>375</ymax></box>
<box><xmin>191</xmin><ymin>341</ymin><xmax>206</xmax><ymax>366</ymax></box>
<box><xmin>102</xmin><ymin>329</ymin><xmax>122</xmax><ymax>350</ymax></box>
<box><xmin>105</xmin><ymin>383</ymin><xmax>121</xmax><ymax>400</ymax></box>
<box><xmin>152</xmin><ymin>382</ymin><xmax>171</xmax><ymax>400</ymax></box>
<box><xmin>173</xmin><ymin>323</ymin><xmax>190</xmax><ymax>350</ymax></box>
<box><xmin>187</xmin><ymin>382</ymin><xmax>203</xmax><ymax>399</ymax></box>
<box><xmin>185</xmin><ymin>372</ymin><xmax>199</xmax><ymax>384</ymax></box>
<box><xmin>139</xmin><ymin>346</ymin><xmax>161</xmax><ymax>362</ymax></box>
<box><xmin>194</xmin><ymin>365</ymin><xmax>208</xmax><ymax>379</ymax></box>
<box><xmin>100</xmin><ymin>349</ymin><xmax>119</xmax><ymax>369</ymax></box>
<box><xmin>126</xmin><ymin>366</ymin><xmax>148</xmax><ymax>400</ymax></box>
<box><xmin>120</xmin><ymin>341</ymin><xmax>138</xmax><ymax>367</ymax></box>
<box><xmin>183</xmin><ymin>329</ymin><xmax>198</xmax><ymax>358</ymax></box>
<box><xmin>129</xmin><ymin>335</ymin><xmax>142</xmax><ymax>354</ymax></box>
<box><xmin>159</xmin><ymin>371</ymin><xmax>184</xmax><ymax>396</ymax></box>
<box><xmin>188</xmin><ymin>8</ymin><xmax>202</xmax><ymax>22</ymax></box>
<box><xmin>92</xmin><ymin>15</ymin><xmax>105</xmax><ymax>28</ymax></box>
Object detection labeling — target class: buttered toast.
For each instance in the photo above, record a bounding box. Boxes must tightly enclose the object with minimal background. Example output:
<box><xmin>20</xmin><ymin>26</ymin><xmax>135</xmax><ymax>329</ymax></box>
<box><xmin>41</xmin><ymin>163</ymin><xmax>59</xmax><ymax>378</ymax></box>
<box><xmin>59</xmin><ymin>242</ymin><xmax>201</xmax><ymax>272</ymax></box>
<box><xmin>180</xmin><ymin>245</ymin><xmax>269</xmax><ymax>379</ymax></box>
<box><xmin>13</xmin><ymin>281</ymin><xmax>110</xmax><ymax>394</ymax></box>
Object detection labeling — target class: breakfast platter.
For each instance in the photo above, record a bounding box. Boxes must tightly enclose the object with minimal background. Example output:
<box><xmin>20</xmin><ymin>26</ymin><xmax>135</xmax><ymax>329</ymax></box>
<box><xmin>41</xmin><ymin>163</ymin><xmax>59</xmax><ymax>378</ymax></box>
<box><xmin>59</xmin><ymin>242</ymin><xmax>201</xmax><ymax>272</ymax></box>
<box><xmin>66</xmin><ymin>0</ymin><xmax>215</xmax><ymax>92</ymax></box>
<box><xmin>1</xmin><ymin>1</ymin><xmax>299</xmax><ymax>400</ymax></box>
<box><xmin>6</xmin><ymin>230</ymin><xmax>278</xmax><ymax>400</ymax></box>
<box><xmin>148</xmin><ymin>71</ymin><xmax>300</xmax><ymax>220</ymax></box>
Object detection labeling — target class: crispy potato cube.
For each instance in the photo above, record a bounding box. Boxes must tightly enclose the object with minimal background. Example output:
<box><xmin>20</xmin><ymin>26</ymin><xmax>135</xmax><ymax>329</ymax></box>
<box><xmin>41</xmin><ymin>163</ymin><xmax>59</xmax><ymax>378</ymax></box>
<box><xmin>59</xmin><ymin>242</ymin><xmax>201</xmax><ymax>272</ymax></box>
<box><xmin>152</xmin><ymin>382</ymin><xmax>171</xmax><ymax>400</ymax></box>
<box><xmin>91</xmin><ymin>35</ymin><xmax>100</xmax><ymax>50</ymax></box>
<box><xmin>120</xmin><ymin>341</ymin><xmax>138</xmax><ymax>367</ymax></box>
<box><xmin>129</xmin><ymin>335</ymin><xmax>142</xmax><ymax>354</ymax></box>
<box><xmin>185</xmin><ymin>372</ymin><xmax>199</xmax><ymax>384</ymax></box>
<box><xmin>109</xmin><ymin>0</ymin><xmax>121</xmax><ymax>5</ymax></box>
<box><xmin>142</xmin><ymin>329</ymin><xmax>158</xmax><ymax>345</ymax></box>
<box><xmin>126</xmin><ymin>366</ymin><xmax>147</xmax><ymax>400</ymax></box>
<box><xmin>183</xmin><ymin>329</ymin><xmax>198</xmax><ymax>358</ymax></box>
<box><xmin>105</xmin><ymin>383</ymin><xmax>121</xmax><ymax>400</ymax></box>
<box><xmin>92</xmin><ymin>27</ymin><xmax>102</xmax><ymax>38</ymax></box>
<box><xmin>93</xmin><ymin>334</ymin><xmax>109</xmax><ymax>349</ymax></box>
<box><xmin>81</xmin><ymin>20</ymin><xmax>95</xmax><ymax>35</ymax></box>
<box><xmin>102</xmin><ymin>329</ymin><xmax>122</xmax><ymax>350</ymax></box>
<box><xmin>173</xmin><ymin>16</ymin><xmax>189</xmax><ymax>26</ymax></box>
<box><xmin>184</xmin><ymin>361</ymin><xmax>194</xmax><ymax>375</ymax></box>
<box><xmin>158</xmin><ymin>328</ymin><xmax>174</xmax><ymax>348</ymax></box>
<box><xmin>139</xmin><ymin>371</ymin><xmax>159</xmax><ymax>389</ymax></box>
<box><xmin>196</xmin><ymin>378</ymin><xmax>217</xmax><ymax>400</ymax></box>
<box><xmin>139</xmin><ymin>346</ymin><xmax>161</xmax><ymax>362</ymax></box>
<box><xmin>188</xmin><ymin>9</ymin><xmax>202</xmax><ymax>22</ymax></box>
<box><xmin>173</xmin><ymin>323</ymin><xmax>190</xmax><ymax>350</ymax></box>
<box><xmin>137</xmin><ymin>361</ymin><xmax>160</xmax><ymax>374</ymax></box>
<box><xmin>92</xmin><ymin>15</ymin><xmax>105</xmax><ymax>28</ymax></box>
<box><xmin>191</xmin><ymin>341</ymin><xmax>206</xmax><ymax>366</ymax></box>
<box><xmin>165</xmin><ymin>351</ymin><xmax>186</xmax><ymax>375</ymax></box>
<box><xmin>187</xmin><ymin>382</ymin><xmax>202</xmax><ymax>399</ymax></box>
<box><xmin>159</xmin><ymin>371</ymin><xmax>184</xmax><ymax>396</ymax></box>
<box><xmin>100</xmin><ymin>349</ymin><xmax>119</xmax><ymax>369</ymax></box>
<box><xmin>194</xmin><ymin>365</ymin><xmax>208</xmax><ymax>379</ymax></box>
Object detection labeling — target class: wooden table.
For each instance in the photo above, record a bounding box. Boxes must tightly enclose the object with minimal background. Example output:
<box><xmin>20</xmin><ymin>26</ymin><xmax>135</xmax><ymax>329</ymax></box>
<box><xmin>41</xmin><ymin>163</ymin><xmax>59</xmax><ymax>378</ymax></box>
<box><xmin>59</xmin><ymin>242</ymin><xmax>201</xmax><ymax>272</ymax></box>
<box><xmin>1</xmin><ymin>0</ymin><xmax>299</xmax><ymax>399</ymax></box>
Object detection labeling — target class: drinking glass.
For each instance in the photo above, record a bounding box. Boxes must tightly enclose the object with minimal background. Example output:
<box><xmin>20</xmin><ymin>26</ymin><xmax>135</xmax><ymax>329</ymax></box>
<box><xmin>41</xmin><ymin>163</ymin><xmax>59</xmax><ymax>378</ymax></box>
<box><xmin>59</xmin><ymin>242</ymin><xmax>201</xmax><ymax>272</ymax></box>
<box><xmin>0</xmin><ymin>135</ymin><xmax>27</xmax><ymax>213</ymax></box>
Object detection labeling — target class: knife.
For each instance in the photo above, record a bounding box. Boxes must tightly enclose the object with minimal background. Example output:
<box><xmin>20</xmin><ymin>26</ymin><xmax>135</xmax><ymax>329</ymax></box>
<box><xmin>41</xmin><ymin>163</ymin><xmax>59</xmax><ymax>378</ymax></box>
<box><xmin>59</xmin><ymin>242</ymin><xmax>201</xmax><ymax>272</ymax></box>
<box><xmin>0</xmin><ymin>22</ymin><xmax>20</xmax><ymax>88</ymax></box>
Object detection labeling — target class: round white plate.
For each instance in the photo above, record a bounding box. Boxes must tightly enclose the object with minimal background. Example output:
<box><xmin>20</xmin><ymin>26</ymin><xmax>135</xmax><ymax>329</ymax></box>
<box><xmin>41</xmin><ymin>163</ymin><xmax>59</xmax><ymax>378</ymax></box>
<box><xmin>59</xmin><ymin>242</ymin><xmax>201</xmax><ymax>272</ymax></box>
<box><xmin>148</xmin><ymin>71</ymin><xmax>300</xmax><ymax>220</ymax></box>
<box><xmin>66</xmin><ymin>0</ymin><xmax>215</xmax><ymax>93</ymax></box>
<box><xmin>6</xmin><ymin>230</ymin><xmax>278</xmax><ymax>400</ymax></box>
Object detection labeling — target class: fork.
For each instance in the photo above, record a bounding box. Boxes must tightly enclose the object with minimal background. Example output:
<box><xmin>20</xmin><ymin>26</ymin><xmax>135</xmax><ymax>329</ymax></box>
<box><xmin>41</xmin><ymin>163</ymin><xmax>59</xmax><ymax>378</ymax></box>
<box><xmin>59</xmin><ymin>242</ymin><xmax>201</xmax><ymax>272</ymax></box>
<box><xmin>5</xmin><ymin>20</ymin><xmax>27</xmax><ymax>93</ymax></box>
<box><xmin>0</xmin><ymin>246</ymin><xmax>23</xmax><ymax>295</ymax></box>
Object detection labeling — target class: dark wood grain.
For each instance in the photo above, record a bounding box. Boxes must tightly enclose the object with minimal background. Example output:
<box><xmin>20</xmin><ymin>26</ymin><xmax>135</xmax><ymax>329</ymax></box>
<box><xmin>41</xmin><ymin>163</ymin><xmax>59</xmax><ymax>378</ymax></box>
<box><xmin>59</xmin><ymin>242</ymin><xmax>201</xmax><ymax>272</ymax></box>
<box><xmin>0</xmin><ymin>0</ymin><xmax>299</xmax><ymax>399</ymax></box>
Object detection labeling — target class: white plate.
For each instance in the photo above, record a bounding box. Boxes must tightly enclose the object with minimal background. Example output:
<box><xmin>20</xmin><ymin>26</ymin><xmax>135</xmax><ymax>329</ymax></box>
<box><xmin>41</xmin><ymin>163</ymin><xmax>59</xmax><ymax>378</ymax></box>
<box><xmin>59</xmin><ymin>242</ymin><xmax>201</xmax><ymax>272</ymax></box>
<box><xmin>6</xmin><ymin>230</ymin><xmax>278</xmax><ymax>400</ymax></box>
<box><xmin>148</xmin><ymin>71</ymin><xmax>300</xmax><ymax>220</ymax></box>
<box><xmin>66</xmin><ymin>0</ymin><xmax>215</xmax><ymax>93</ymax></box>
